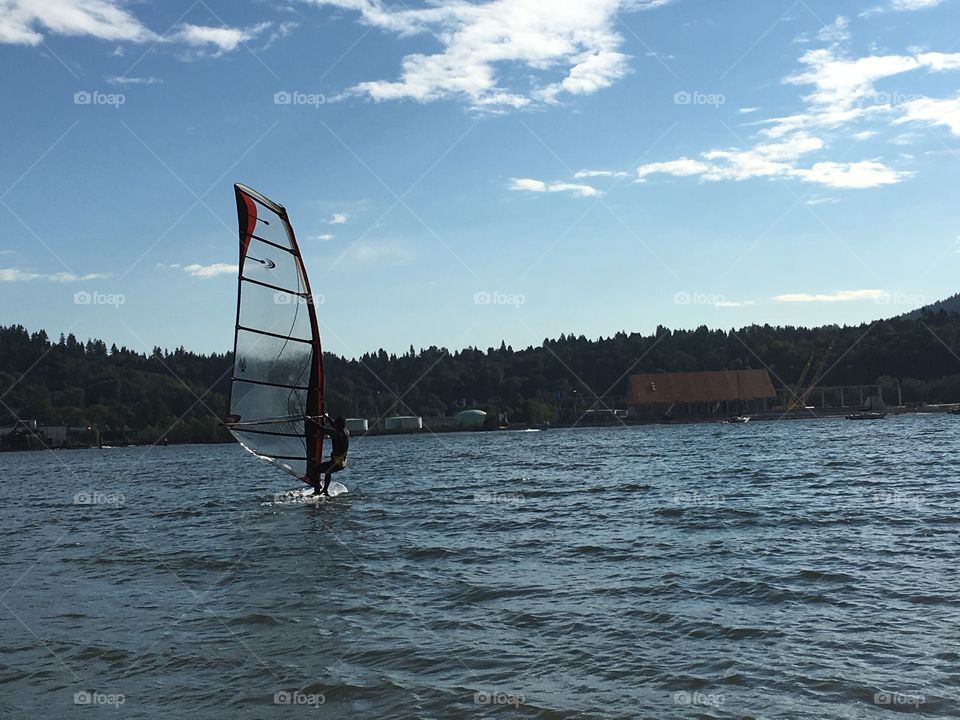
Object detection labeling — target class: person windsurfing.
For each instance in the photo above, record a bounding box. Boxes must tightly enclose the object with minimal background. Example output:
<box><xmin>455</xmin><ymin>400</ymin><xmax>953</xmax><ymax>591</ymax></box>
<box><xmin>311</xmin><ymin>414</ymin><xmax>349</xmax><ymax>495</ymax></box>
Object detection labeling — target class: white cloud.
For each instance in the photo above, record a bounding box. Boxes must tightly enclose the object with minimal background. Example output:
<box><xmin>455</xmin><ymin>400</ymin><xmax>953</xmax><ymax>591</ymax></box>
<box><xmin>184</xmin><ymin>263</ymin><xmax>237</xmax><ymax>278</ymax></box>
<box><xmin>773</xmin><ymin>289</ymin><xmax>885</xmax><ymax>302</ymax></box>
<box><xmin>816</xmin><ymin>16</ymin><xmax>850</xmax><ymax>44</ymax></box>
<box><xmin>174</xmin><ymin>22</ymin><xmax>270</xmax><ymax>57</ymax></box>
<box><xmin>795</xmin><ymin>160</ymin><xmax>911</xmax><ymax>188</ymax></box>
<box><xmin>107</xmin><ymin>75</ymin><xmax>162</xmax><ymax>85</ymax></box>
<box><xmin>0</xmin><ymin>267</ymin><xmax>109</xmax><ymax>282</ymax></box>
<box><xmin>636</xmin><ymin>157</ymin><xmax>711</xmax><ymax>180</ymax></box>
<box><xmin>0</xmin><ymin>2</ymin><xmax>279</xmax><ymax>60</ymax></box>
<box><xmin>861</xmin><ymin>0</ymin><xmax>943</xmax><ymax>14</ymax></box>
<box><xmin>509</xmin><ymin>177</ymin><xmax>599</xmax><ymax>197</ymax></box>
<box><xmin>716</xmin><ymin>300</ymin><xmax>755</xmax><ymax>307</ymax></box>
<box><xmin>739</xmin><ymin>107</ymin><xmax>760</xmax><ymax>114</ymax></box>
<box><xmin>635</xmin><ymin>34</ymin><xmax>960</xmax><ymax>190</ymax></box>
<box><xmin>573</xmin><ymin>169</ymin><xmax>629</xmax><ymax>178</ymax></box>
<box><xmin>897</xmin><ymin>95</ymin><xmax>960</xmax><ymax>135</ymax></box>
<box><xmin>0</xmin><ymin>268</ymin><xmax>42</xmax><ymax>282</ymax></box>
<box><xmin>312</xmin><ymin>0</ymin><xmax>672</xmax><ymax>109</ymax></box>
<box><xmin>0</xmin><ymin>0</ymin><xmax>155</xmax><ymax>46</ymax></box>
<box><xmin>805</xmin><ymin>195</ymin><xmax>840</xmax><ymax>205</ymax></box>
<box><xmin>314</xmin><ymin>233</ymin><xmax>335</xmax><ymax>241</ymax></box>
<box><xmin>327</xmin><ymin>212</ymin><xmax>348</xmax><ymax>224</ymax></box>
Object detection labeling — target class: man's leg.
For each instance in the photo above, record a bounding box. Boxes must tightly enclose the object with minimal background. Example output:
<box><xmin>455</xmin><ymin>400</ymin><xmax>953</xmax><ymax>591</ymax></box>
<box><xmin>320</xmin><ymin>471</ymin><xmax>332</xmax><ymax>495</ymax></box>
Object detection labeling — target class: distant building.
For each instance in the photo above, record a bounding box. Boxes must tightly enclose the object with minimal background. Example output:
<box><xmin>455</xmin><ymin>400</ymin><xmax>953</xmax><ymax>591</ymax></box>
<box><xmin>344</xmin><ymin>418</ymin><xmax>368</xmax><ymax>433</ymax></box>
<box><xmin>384</xmin><ymin>416</ymin><xmax>423</xmax><ymax>432</ymax></box>
<box><xmin>627</xmin><ymin>369</ymin><xmax>776</xmax><ymax>418</ymax></box>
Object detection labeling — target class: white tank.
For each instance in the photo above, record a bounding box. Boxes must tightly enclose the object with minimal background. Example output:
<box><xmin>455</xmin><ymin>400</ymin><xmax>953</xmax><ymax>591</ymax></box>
<box><xmin>455</xmin><ymin>409</ymin><xmax>487</xmax><ymax>429</ymax></box>
<box><xmin>384</xmin><ymin>416</ymin><xmax>423</xmax><ymax>431</ymax></box>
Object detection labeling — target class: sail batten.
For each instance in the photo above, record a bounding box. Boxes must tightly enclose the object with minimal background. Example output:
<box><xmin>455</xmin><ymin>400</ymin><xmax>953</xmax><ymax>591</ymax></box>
<box><xmin>227</xmin><ymin>183</ymin><xmax>324</xmax><ymax>482</ymax></box>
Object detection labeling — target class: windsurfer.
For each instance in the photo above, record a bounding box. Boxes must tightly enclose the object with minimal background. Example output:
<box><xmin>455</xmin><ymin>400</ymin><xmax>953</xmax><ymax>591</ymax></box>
<box><xmin>312</xmin><ymin>414</ymin><xmax>350</xmax><ymax>495</ymax></box>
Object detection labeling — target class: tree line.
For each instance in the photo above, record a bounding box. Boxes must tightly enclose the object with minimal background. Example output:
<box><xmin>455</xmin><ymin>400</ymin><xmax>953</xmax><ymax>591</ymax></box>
<box><xmin>1</xmin><ymin>308</ymin><xmax>960</xmax><ymax>442</ymax></box>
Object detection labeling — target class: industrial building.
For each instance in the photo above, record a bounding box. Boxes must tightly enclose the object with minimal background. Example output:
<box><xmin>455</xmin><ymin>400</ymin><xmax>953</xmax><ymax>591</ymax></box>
<box><xmin>627</xmin><ymin>369</ymin><xmax>777</xmax><ymax>419</ymax></box>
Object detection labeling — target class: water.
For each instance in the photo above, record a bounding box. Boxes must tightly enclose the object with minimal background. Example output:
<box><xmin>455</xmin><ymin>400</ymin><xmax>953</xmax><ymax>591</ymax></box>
<box><xmin>1</xmin><ymin>415</ymin><xmax>958</xmax><ymax>719</ymax></box>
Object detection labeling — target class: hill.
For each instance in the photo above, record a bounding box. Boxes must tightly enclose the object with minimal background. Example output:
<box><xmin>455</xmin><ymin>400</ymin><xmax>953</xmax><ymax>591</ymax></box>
<box><xmin>3</xmin><ymin>311</ymin><xmax>960</xmax><ymax>442</ymax></box>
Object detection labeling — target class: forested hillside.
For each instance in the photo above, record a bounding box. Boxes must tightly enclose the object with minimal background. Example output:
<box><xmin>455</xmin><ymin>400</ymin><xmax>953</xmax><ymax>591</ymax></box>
<box><xmin>2</xmin><ymin>309</ymin><xmax>960</xmax><ymax>441</ymax></box>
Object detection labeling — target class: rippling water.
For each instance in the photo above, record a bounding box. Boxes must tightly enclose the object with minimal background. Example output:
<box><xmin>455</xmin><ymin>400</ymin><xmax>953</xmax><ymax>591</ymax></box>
<box><xmin>2</xmin><ymin>415</ymin><xmax>959</xmax><ymax>719</ymax></box>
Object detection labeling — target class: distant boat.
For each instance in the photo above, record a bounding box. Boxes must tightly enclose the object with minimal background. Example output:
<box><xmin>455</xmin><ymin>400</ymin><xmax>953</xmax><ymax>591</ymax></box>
<box><xmin>846</xmin><ymin>412</ymin><xmax>886</xmax><ymax>420</ymax></box>
<box><xmin>728</xmin><ymin>415</ymin><xmax>751</xmax><ymax>423</ymax></box>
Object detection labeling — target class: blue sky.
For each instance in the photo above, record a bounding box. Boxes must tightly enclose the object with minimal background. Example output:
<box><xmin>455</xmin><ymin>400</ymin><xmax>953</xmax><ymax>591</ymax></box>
<box><xmin>1</xmin><ymin>0</ymin><xmax>959</xmax><ymax>357</ymax></box>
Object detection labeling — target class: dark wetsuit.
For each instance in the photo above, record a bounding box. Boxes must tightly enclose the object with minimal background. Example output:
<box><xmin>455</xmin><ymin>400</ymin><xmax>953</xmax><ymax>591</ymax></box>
<box><xmin>314</xmin><ymin>420</ymin><xmax>349</xmax><ymax>492</ymax></box>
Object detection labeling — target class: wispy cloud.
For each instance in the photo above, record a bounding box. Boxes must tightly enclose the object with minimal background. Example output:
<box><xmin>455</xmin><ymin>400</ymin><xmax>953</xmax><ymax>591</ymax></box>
<box><xmin>0</xmin><ymin>1</ymin><xmax>275</xmax><ymax>60</ymax></box>
<box><xmin>573</xmin><ymin>169</ymin><xmax>629</xmax><ymax>178</ymax></box>
<box><xmin>0</xmin><ymin>0</ymin><xmax>154</xmax><ymax>46</ymax></box>
<box><xmin>183</xmin><ymin>263</ymin><xmax>237</xmax><ymax>278</ymax></box>
<box><xmin>326</xmin><ymin>212</ymin><xmax>348</xmax><ymax>225</ymax></box>
<box><xmin>313</xmin><ymin>233</ymin><xmax>335</xmax><ymax>241</ymax></box>
<box><xmin>509</xmin><ymin>177</ymin><xmax>599</xmax><ymax>197</ymax></box>
<box><xmin>0</xmin><ymin>267</ymin><xmax>110</xmax><ymax>282</ymax></box>
<box><xmin>174</xmin><ymin>22</ymin><xmax>271</xmax><ymax>58</ymax></box>
<box><xmin>773</xmin><ymin>289</ymin><xmax>885</xmax><ymax>302</ymax></box>
<box><xmin>107</xmin><ymin>75</ymin><xmax>162</xmax><ymax>85</ymax></box>
<box><xmin>863</xmin><ymin>0</ymin><xmax>944</xmax><ymax>15</ymax></box>
<box><xmin>635</xmin><ymin>24</ymin><xmax>960</xmax><ymax>190</ymax></box>
<box><xmin>311</xmin><ymin>0</ymin><xmax>674</xmax><ymax>109</ymax></box>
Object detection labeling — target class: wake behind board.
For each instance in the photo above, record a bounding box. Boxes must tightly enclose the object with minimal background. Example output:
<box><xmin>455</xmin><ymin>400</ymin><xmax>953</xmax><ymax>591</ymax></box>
<box><xmin>266</xmin><ymin>483</ymin><xmax>348</xmax><ymax>506</ymax></box>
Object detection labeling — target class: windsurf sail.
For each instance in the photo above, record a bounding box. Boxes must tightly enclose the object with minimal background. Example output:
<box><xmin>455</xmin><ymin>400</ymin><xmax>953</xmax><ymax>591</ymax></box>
<box><xmin>225</xmin><ymin>183</ymin><xmax>324</xmax><ymax>483</ymax></box>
